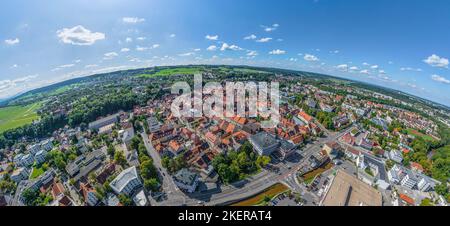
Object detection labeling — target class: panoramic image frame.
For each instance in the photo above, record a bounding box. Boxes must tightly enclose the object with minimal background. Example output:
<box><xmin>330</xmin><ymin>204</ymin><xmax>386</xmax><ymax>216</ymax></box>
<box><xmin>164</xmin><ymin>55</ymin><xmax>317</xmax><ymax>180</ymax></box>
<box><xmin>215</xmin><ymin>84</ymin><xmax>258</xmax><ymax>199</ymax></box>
<box><xmin>0</xmin><ymin>0</ymin><xmax>449</xmax><ymax>224</ymax></box>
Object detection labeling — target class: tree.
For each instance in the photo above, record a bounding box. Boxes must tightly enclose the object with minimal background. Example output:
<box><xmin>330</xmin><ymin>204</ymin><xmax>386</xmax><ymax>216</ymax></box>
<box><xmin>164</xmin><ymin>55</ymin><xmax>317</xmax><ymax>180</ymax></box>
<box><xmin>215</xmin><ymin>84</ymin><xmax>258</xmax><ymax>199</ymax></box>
<box><xmin>140</xmin><ymin>160</ymin><xmax>157</xmax><ymax>180</ymax></box>
<box><xmin>114</xmin><ymin>151</ymin><xmax>127</xmax><ymax>167</ymax></box>
<box><xmin>118</xmin><ymin>194</ymin><xmax>133</xmax><ymax>206</ymax></box>
<box><xmin>144</xmin><ymin>178</ymin><xmax>160</xmax><ymax>192</ymax></box>
<box><xmin>256</xmin><ymin>156</ymin><xmax>271</xmax><ymax>168</ymax></box>
<box><xmin>107</xmin><ymin>144</ymin><xmax>116</xmax><ymax>157</ymax></box>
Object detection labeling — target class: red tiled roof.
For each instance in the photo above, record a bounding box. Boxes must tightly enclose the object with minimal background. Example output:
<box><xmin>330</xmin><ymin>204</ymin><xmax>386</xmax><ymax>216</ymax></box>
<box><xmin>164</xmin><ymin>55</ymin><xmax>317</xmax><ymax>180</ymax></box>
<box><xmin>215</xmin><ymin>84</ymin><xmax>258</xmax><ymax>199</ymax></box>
<box><xmin>298</xmin><ymin>111</ymin><xmax>312</xmax><ymax>122</ymax></box>
<box><xmin>399</xmin><ymin>194</ymin><xmax>415</xmax><ymax>205</ymax></box>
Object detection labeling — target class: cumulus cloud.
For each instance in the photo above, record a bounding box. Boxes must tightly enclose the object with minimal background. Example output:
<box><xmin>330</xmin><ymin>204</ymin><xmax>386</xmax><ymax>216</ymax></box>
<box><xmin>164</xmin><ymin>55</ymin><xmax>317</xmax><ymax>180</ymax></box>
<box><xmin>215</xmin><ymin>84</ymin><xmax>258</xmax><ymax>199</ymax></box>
<box><xmin>423</xmin><ymin>54</ymin><xmax>449</xmax><ymax>68</ymax></box>
<box><xmin>269</xmin><ymin>49</ymin><xmax>286</xmax><ymax>55</ymax></box>
<box><xmin>246</xmin><ymin>51</ymin><xmax>258</xmax><ymax>56</ymax></box>
<box><xmin>57</xmin><ymin>25</ymin><xmax>105</xmax><ymax>46</ymax></box>
<box><xmin>4</xmin><ymin>38</ymin><xmax>20</xmax><ymax>45</ymax></box>
<box><xmin>178</xmin><ymin>52</ymin><xmax>195</xmax><ymax>57</ymax></box>
<box><xmin>0</xmin><ymin>74</ymin><xmax>39</xmax><ymax>98</ymax></box>
<box><xmin>220</xmin><ymin>43</ymin><xmax>242</xmax><ymax>51</ymax></box>
<box><xmin>256</xmin><ymin>37</ymin><xmax>272</xmax><ymax>43</ymax></box>
<box><xmin>205</xmin><ymin>35</ymin><xmax>219</xmax><ymax>41</ymax></box>
<box><xmin>349</xmin><ymin>66</ymin><xmax>359</xmax><ymax>71</ymax></box>
<box><xmin>360</xmin><ymin>69</ymin><xmax>370</xmax><ymax>74</ymax></box>
<box><xmin>125</xmin><ymin>37</ymin><xmax>133</xmax><ymax>43</ymax></box>
<box><xmin>244</xmin><ymin>34</ymin><xmax>257</xmax><ymax>40</ymax></box>
<box><xmin>136</xmin><ymin>37</ymin><xmax>146</xmax><ymax>41</ymax></box>
<box><xmin>336</xmin><ymin>64</ymin><xmax>348</xmax><ymax>71</ymax></box>
<box><xmin>431</xmin><ymin>74</ymin><xmax>450</xmax><ymax>84</ymax></box>
<box><xmin>121</xmin><ymin>48</ymin><xmax>130</xmax><ymax>52</ymax></box>
<box><xmin>400</xmin><ymin>67</ymin><xmax>422</xmax><ymax>72</ymax></box>
<box><xmin>103</xmin><ymin>52</ymin><xmax>118</xmax><ymax>60</ymax></box>
<box><xmin>262</xmin><ymin>24</ymin><xmax>279</xmax><ymax>32</ymax></box>
<box><xmin>370</xmin><ymin>65</ymin><xmax>379</xmax><ymax>69</ymax></box>
<box><xmin>206</xmin><ymin>45</ymin><xmax>218</xmax><ymax>51</ymax></box>
<box><xmin>304</xmin><ymin>54</ymin><xmax>319</xmax><ymax>61</ymax></box>
<box><xmin>169</xmin><ymin>34</ymin><xmax>176</xmax><ymax>38</ymax></box>
<box><xmin>122</xmin><ymin>17</ymin><xmax>145</xmax><ymax>24</ymax></box>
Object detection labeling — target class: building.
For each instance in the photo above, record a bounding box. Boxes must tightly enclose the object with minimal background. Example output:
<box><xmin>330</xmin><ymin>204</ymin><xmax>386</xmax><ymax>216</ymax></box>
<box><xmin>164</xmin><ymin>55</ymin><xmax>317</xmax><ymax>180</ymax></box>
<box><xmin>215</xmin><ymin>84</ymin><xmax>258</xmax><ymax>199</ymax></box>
<box><xmin>321</xmin><ymin>170</ymin><xmax>382</xmax><ymax>206</ymax></box>
<box><xmin>34</xmin><ymin>149</ymin><xmax>47</xmax><ymax>165</ymax></box>
<box><xmin>40</xmin><ymin>139</ymin><xmax>53</xmax><ymax>152</ymax></box>
<box><xmin>388</xmin><ymin>149</ymin><xmax>403</xmax><ymax>163</ymax></box>
<box><xmin>323</xmin><ymin>141</ymin><xmax>341</xmax><ymax>160</ymax></box>
<box><xmin>110</xmin><ymin>166</ymin><xmax>142</xmax><ymax>196</ymax></box>
<box><xmin>21</xmin><ymin>154</ymin><xmax>34</xmax><ymax>167</ymax></box>
<box><xmin>88</xmin><ymin>113</ymin><xmax>120</xmax><ymax>130</ymax></box>
<box><xmin>80</xmin><ymin>183</ymin><xmax>99</xmax><ymax>206</ymax></box>
<box><xmin>147</xmin><ymin>117</ymin><xmax>161</xmax><ymax>133</ymax></box>
<box><xmin>11</xmin><ymin>167</ymin><xmax>29</xmax><ymax>183</ymax></box>
<box><xmin>400</xmin><ymin>171</ymin><xmax>418</xmax><ymax>189</ymax></box>
<box><xmin>173</xmin><ymin>168</ymin><xmax>199</xmax><ymax>193</ymax></box>
<box><xmin>28</xmin><ymin>144</ymin><xmax>41</xmax><ymax>155</ymax></box>
<box><xmin>249</xmin><ymin>132</ymin><xmax>279</xmax><ymax>156</ymax></box>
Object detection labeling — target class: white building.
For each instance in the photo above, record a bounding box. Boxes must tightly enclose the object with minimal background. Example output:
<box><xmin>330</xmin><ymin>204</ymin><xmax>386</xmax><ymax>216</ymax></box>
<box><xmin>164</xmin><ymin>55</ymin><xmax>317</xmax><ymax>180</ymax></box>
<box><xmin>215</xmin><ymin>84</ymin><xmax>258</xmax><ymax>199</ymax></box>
<box><xmin>21</xmin><ymin>154</ymin><xmax>34</xmax><ymax>167</ymax></box>
<box><xmin>11</xmin><ymin>167</ymin><xmax>29</xmax><ymax>183</ymax></box>
<box><xmin>400</xmin><ymin>172</ymin><xmax>418</xmax><ymax>189</ymax></box>
<box><xmin>110</xmin><ymin>166</ymin><xmax>142</xmax><ymax>196</ymax></box>
<box><xmin>28</xmin><ymin>144</ymin><xmax>41</xmax><ymax>155</ymax></box>
<box><xmin>35</xmin><ymin>150</ymin><xmax>47</xmax><ymax>165</ymax></box>
<box><xmin>40</xmin><ymin>139</ymin><xmax>53</xmax><ymax>152</ymax></box>
<box><xmin>173</xmin><ymin>168</ymin><xmax>199</xmax><ymax>193</ymax></box>
<box><xmin>389</xmin><ymin>150</ymin><xmax>403</xmax><ymax>163</ymax></box>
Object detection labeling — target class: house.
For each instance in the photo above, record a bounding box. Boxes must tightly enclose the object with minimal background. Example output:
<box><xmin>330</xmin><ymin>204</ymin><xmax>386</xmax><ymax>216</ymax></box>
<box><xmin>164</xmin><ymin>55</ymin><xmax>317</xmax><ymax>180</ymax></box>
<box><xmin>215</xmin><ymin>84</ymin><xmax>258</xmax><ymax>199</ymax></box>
<box><xmin>168</xmin><ymin>140</ymin><xmax>183</xmax><ymax>155</ymax></box>
<box><xmin>356</xmin><ymin>153</ymin><xmax>389</xmax><ymax>189</ymax></box>
<box><xmin>388</xmin><ymin>164</ymin><xmax>417</xmax><ymax>189</ymax></box>
<box><xmin>110</xmin><ymin>166</ymin><xmax>142</xmax><ymax>196</ymax></box>
<box><xmin>298</xmin><ymin>111</ymin><xmax>313</xmax><ymax>125</ymax></box>
<box><xmin>11</xmin><ymin>167</ymin><xmax>29</xmax><ymax>183</ymax></box>
<box><xmin>399</xmin><ymin>193</ymin><xmax>415</xmax><ymax>206</ymax></box>
<box><xmin>410</xmin><ymin>162</ymin><xmax>424</xmax><ymax>174</ymax></box>
<box><xmin>323</xmin><ymin>141</ymin><xmax>342</xmax><ymax>160</ymax></box>
<box><xmin>173</xmin><ymin>168</ymin><xmax>199</xmax><ymax>193</ymax></box>
<box><xmin>147</xmin><ymin>117</ymin><xmax>161</xmax><ymax>133</ymax></box>
<box><xmin>51</xmin><ymin>182</ymin><xmax>66</xmax><ymax>201</ymax></box>
<box><xmin>388</xmin><ymin>150</ymin><xmax>403</xmax><ymax>163</ymax></box>
<box><xmin>249</xmin><ymin>132</ymin><xmax>279</xmax><ymax>156</ymax></box>
<box><xmin>279</xmin><ymin>140</ymin><xmax>296</xmax><ymax>160</ymax></box>
<box><xmin>80</xmin><ymin>183</ymin><xmax>99</xmax><ymax>206</ymax></box>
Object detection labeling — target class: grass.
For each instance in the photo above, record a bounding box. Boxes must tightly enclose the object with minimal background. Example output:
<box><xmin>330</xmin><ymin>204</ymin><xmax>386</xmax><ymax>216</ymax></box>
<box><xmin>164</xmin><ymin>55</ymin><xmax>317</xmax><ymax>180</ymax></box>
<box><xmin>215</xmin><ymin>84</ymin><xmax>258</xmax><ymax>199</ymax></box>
<box><xmin>30</xmin><ymin>166</ymin><xmax>45</xmax><ymax>179</ymax></box>
<box><xmin>405</xmin><ymin>128</ymin><xmax>436</xmax><ymax>142</ymax></box>
<box><xmin>231</xmin><ymin>183</ymin><xmax>289</xmax><ymax>206</ymax></box>
<box><xmin>300</xmin><ymin>161</ymin><xmax>333</xmax><ymax>182</ymax></box>
<box><xmin>137</xmin><ymin>67</ymin><xmax>203</xmax><ymax>78</ymax></box>
<box><xmin>0</xmin><ymin>102</ymin><xmax>41</xmax><ymax>134</ymax></box>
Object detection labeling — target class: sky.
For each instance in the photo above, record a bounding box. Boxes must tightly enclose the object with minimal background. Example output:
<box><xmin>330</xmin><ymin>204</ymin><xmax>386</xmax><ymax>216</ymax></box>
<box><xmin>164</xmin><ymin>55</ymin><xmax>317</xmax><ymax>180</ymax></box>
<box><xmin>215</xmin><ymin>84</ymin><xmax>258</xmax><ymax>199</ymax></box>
<box><xmin>1</xmin><ymin>0</ymin><xmax>450</xmax><ymax>105</ymax></box>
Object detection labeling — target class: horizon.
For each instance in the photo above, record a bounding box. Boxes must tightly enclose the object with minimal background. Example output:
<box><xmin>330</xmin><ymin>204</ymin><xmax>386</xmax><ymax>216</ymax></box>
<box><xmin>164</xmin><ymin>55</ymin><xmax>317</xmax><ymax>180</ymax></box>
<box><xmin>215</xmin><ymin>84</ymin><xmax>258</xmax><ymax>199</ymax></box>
<box><xmin>1</xmin><ymin>0</ymin><xmax>450</xmax><ymax>105</ymax></box>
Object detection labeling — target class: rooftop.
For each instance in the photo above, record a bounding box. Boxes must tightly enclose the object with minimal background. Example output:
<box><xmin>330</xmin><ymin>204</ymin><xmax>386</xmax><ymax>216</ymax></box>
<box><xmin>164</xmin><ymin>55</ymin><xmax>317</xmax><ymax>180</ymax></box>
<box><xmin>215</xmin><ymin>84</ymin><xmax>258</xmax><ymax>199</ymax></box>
<box><xmin>110</xmin><ymin>166</ymin><xmax>139</xmax><ymax>192</ymax></box>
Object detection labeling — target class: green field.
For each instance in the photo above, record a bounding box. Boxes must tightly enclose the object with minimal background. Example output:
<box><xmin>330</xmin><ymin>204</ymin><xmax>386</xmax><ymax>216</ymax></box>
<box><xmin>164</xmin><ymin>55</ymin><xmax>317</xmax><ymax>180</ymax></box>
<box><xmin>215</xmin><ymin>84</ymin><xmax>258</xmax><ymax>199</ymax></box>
<box><xmin>406</xmin><ymin>128</ymin><xmax>436</xmax><ymax>142</ymax></box>
<box><xmin>137</xmin><ymin>67</ymin><xmax>203</xmax><ymax>78</ymax></box>
<box><xmin>231</xmin><ymin>183</ymin><xmax>289</xmax><ymax>206</ymax></box>
<box><xmin>0</xmin><ymin>102</ymin><xmax>41</xmax><ymax>133</ymax></box>
<box><xmin>30</xmin><ymin>166</ymin><xmax>45</xmax><ymax>179</ymax></box>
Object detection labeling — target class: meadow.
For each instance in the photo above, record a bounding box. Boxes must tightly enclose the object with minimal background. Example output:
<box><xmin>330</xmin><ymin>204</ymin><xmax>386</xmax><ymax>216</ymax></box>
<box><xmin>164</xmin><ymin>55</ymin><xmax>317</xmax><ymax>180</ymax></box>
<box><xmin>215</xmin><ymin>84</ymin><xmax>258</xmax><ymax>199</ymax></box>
<box><xmin>0</xmin><ymin>102</ymin><xmax>41</xmax><ymax>133</ymax></box>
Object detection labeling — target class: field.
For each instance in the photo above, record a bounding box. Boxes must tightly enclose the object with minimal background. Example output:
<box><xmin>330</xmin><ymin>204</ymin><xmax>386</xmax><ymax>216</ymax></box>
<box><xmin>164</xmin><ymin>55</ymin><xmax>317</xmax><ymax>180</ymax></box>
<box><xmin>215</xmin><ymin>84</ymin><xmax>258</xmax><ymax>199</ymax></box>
<box><xmin>300</xmin><ymin>161</ymin><xmax>333</xmax><ymax>183</ymax></box>
<box><xmin>406</xmin><ymin>128</ymin><xmax>436</xmax><ymax>142</ymax></box>
<box><xmin>0</xmin><ymin>102</ymin><xmax>41</xmax><ymax>133</ymax></box>
<box><xmin>231</xmin><ymin>183</ymin><xmax>289</xmax><ymax>206</ymax></box>
<box><xmin>137</xmin><ymin>67</ymin><xmax>203</xmax><ymax>78</ymax></box>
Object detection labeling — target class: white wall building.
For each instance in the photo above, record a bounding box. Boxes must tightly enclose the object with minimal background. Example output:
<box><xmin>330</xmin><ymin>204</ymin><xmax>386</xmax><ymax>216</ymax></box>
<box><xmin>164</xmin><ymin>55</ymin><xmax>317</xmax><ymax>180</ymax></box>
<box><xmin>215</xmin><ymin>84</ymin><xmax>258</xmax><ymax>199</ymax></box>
<box><xmin>110</xmin><ymin>166</ymin><xmax>142</xmax><ymax>196</ymax></box>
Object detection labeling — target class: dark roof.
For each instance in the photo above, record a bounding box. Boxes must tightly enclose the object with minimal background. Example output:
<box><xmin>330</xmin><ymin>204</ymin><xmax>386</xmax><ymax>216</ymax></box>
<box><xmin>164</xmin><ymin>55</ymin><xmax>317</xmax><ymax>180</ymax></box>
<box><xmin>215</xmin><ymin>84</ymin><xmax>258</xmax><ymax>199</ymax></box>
<box><xmin>250</xmin><ymin>132</ymin><xmax>278</xmax><ymax>149</ymax></box>
<box><xmin>174</xmin><ymin>168</ymin><xmax>198</xmax><ymax>186</ymax></box>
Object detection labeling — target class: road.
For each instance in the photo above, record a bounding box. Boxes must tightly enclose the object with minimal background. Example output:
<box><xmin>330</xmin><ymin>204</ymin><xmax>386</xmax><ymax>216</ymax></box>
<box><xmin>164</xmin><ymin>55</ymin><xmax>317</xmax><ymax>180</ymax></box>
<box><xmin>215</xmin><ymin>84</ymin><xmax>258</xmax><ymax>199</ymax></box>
<box><xmin>139</xmin><ymin>114</ymin><xmax>353</xmax><ymax>206</ymax></box>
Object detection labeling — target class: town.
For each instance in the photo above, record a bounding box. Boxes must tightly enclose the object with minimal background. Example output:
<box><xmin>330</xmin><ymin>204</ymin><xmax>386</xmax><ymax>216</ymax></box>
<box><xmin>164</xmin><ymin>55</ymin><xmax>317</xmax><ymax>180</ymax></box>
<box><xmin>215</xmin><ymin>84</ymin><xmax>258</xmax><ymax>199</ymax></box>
<box><xmin>0</xmin><ymin>66</ymin><xmax>449</xmax><ymax>207</ymax></box>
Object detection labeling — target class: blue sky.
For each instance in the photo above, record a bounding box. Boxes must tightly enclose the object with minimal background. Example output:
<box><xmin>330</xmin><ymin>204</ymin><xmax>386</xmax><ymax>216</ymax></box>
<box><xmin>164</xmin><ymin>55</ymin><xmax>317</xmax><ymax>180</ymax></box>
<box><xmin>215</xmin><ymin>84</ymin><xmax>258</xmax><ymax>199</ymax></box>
<box><xmin>1</xmin><ymin>0</ymin><xmax>450</xmax><ymax>105</ymax></box>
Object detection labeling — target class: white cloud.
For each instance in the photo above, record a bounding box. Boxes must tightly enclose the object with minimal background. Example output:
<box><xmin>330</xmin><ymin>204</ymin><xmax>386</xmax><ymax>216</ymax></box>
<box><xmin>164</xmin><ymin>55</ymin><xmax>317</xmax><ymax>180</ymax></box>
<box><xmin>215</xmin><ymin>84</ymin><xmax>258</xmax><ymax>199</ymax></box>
<box><xmin>59</xmin><ymin>64</ymin><xmax>75</xmax><ymax>68</ymax></box>
<box><xmin>57</xmin><ymin>25</ymin><xmax>105</xmax><ymax>46</ymax></box>
<box><xmin>362</xmin><ymin>62</ymin><xmax>370</xmax><ymax>66</ymax></box>
<box><xmin>178</xmin><ymin>52</ymin><xmax>195</xmax><ymax>57</ymax></box>
<box><xmin>269</xmin><ymin>49</ymin><xmax>286</xmax><ymax>55</ymax></box>
<box><xmin>206</xmin><ymin>45</ymin><xmax>218</xmax><ymax>51</ymax></box>
<box><xmin>205</xmin><ymin>35</ymin><xmax>219</xmax><ymax>41</ymax></box>
<box><xmin>360</xmin><ymin>69</ymin><xmax>370</xmax><ymax>74</ymax></box>
<box><xmin>85</xmin><ymin>64</ymin><xmax>98</xmax><ymax>68</ymax></box>
<box><xmin>378</xmin><ymin>70</ymin><xmax>386</xmax><ymax>74</ymax></box>
<box><xmin>349</xmin><ymin>66</ymin><xmax>359</xmax><ymax>71</ymax></box>
<box><xmin>244</xmin><ymin>34</ymin><xmax>257</xmax><ymax>40</ymax></box>
<box><xmin>194</xmin><ymin>48</ymin><xmax>201</xmax><ymax>52</ymax></box>
<box><xmin>122</xmin><ymin>17</ymin><xmax>145</xmax><ymax>24</ymax></box>
<box><xmin>121</xmin><ymin>48</ymin><xmax>130</xmax><ymax>52</ymax></box>
<box><xmin>431</xmin><ymin>74</ymin><xmax>450</xmax><ymax>84</ymax></box>
<box><xmin>220</xmin><ymin>43</ymin><xmax>242</xmax><ymax>51</ymax></box>
<box><xmin>136</xmin><ymin>37</ymin><xmax>146</xmax><ymax>41</ymax></box>
<box><xmin>103</xmin><ymin>52</ymin><xmax>118</xmax><ymax>60</ymax></box>
<box><xmin>247</xmin><ymin>51</ymin><xmax>258</xmax><ymax>56</ymax></box>
<box><xmin>330</xmin><ymin>50</ymin><xmax>339</xmax><ymax>54</ymax></box>
<box><xmin>262</xmin><ymin>24</ymin><xmax>279</xmax><ymax>32</ymax></box>
<box><xmin>289</xmin><ymin>58</ymin><xmax>298</xmax><ymax>62</ymax></box>
<box><xmin>423</xmin><ymin>54</ymin><xmax>449</xmax><ymax>68</ymax></box>
<box><xmin>336</xmin><ymin>64</ymin><xmax>348</xmax><ymax>71</ymax></box>
<box><xmin>370</xmin><ymin>65</ymin><xmax>379</xmax><ymax>69</ymax></box>
<box><xmin>4</xmin><ymin>38</ymin><xmax>20</xmax><ymax>45</ymax></box>
<box><xmin>400</xmin><ymin>67</ymin><xmax>422</xmax><ymax>72</ymax></box>
<box><xmin>125</xmin><ymin>37</ymin><xmax>133</xmax><ymax>43</ymax></box>
<box><xmin>11</xmin><ymin>64</ymin><xmax>19</xmax><ymax>69</ymax></box>
<box><xmin>152</xmin><ymin>44</ymin><xmax>160</xmax><ymax>49</ymax></box>
<box><xmin>304</xmin><ymin>54</ymin><xmax>319</xmax><ymax>61</ymax></box>
<box><xmin>169</xmin><ymin>34</ymin><xmax>176</xmax><ymax>38</ymax></box>
<box><xmin>136</xmin><ymin>46</ymin><xmax>148</xmax><ymax>51</ymax></box>
<box><xmin>256</xmin><ymin>37</ymin><xmax>272</xmax><ymax>43</ymax></box>
<box><xmin>0</xmin><ymin>74</ymin><xmax>39</xmax><ymax>98</ymax></box>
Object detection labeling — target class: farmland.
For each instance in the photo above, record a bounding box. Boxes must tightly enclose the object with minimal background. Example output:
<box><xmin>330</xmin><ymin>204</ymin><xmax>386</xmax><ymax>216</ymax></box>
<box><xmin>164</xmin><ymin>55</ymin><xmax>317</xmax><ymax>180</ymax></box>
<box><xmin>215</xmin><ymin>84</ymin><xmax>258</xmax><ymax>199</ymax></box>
<box><xmin>0</xmin><ymin>102</ymin><xmax>41</xmax><ymax>133</ymax></box>
<box><xmin>137</xmin><ymin>67</ymin><xmax>203</xmax><ymax>78</ymax></box>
